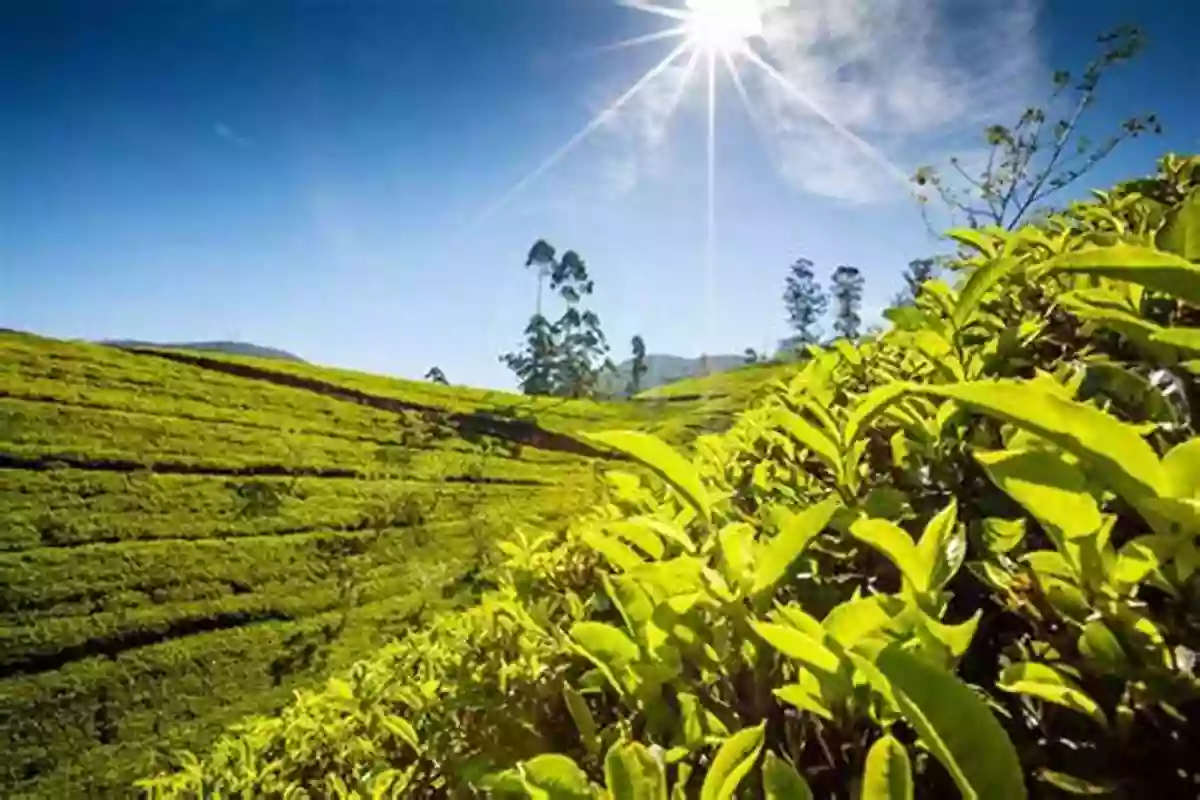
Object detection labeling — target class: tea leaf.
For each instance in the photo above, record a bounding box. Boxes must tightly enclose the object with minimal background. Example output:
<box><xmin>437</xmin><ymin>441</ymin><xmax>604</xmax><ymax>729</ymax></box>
<box><xmin>751</xmin><ymin>496</ymin><xmax>842</xmax><ymax>598</ymax></box>
<box><xmin>862</xmin><ymin>735</ymin><xmax>914</xmax><ymax>800</ymax></box>
<box><xmin>876</xmin><ymin>645</ymin><xmax>1026</xmax><ymax>800</ymax></box>
<box><xmin>751</xmin><ymin>621</ymin><xmax>843</xmax><ymax>675</ymax></box>
<box><xmin>916</xmin><ymin>499</ymin><xmax>965</xmax><ymax>591</ymax></box>
<box><xmin>773</xmin><ymin>407</ymin><xmax>843</xmax><ymax>476</ymax></box>
<box><xmin>582</xmin><ymin>430</ymin><xmax>711</xmax><ymax>522</ymax></box>
<box><xmin>518</xmin><ymin>753</ymin><xmax>594</xmax><ymax>799</ymax></box>
<box><xmin>1163</xmin><ymin>439</ymin><xmax>1200</xmax><ymax>500</ymax></box>
<box><xmin>1035</xmin><ymin>243</ymin><xmax>1200</xmax><ymax>306</ymax></box>
<box><xmin>700</xmin><ymin>723</ymin><xmax>765</xmax><ymax>800</ymax></box>
<box><xmin>980</xmin><ymin>518</ymin><xmax>1027</xmax><ymax>554</ymax></box>
<box><xmin>997</xmin><ymin>662</ymin><xmax>1107</xmax><ymax>727</ymax></box>
<box><xmin>604</xmin><ymin>741</ymin><xmax>667</xmax><ymax>800</ymax></box>
<box><xmin>918</xmin><ymin>381</ymin><xmax>1165</xmax><ymax>505</ymax></box>
<box><xmin>954</xmin><ymin>256</ymin><xmax>1021</xmax><ymax>329</ymax></box>
<box><xmin>1158</xmin><ymin>188</ymin><xmax>1200</xmax><ymax>260</ymax></box>
<box><xmin>562</xmin><ymin>686</ymin><xmax>600</xmax><ymax>756</ymax></box>
<box><xmin>762</xmin><ymin>751</ymin><xmax>813</xmax><ymax>800</ymax></box>
<box><xmin>974</xmin><ymin>448</ymin><xmax>1102</xmax><ymax>539</ymax></box>
<box><xmin>849</xmin><ymin>518</ymin><xmax>929</xmax><ymax>596</ymax></box>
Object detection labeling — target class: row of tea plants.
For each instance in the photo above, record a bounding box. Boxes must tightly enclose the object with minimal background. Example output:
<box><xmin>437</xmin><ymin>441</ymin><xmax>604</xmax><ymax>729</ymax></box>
<box><xmin>140</xmin><ymin>154</ymin><xmax>1200</xmax><ymax>798</ymax></box>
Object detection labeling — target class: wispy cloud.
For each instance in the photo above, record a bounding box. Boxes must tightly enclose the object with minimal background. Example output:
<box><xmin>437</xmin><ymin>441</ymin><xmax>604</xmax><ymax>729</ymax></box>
<box><xmin>213</xmin><ymin>121</ymin><xmax>254</xmax><ymax>148</ymax></box>
<box><xmin>749</xmin><ymin>0</ymin><xmax>1044</xmax><ymax>203</ymax></box>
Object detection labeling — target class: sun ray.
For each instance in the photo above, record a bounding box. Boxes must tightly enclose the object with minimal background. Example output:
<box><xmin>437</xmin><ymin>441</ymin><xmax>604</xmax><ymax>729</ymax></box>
<box><xmin>617</xmin><ymin>0</ymin><xmax>690</xmax><ymax>23</ymax></box>
<box><xmin>661</xmin><ymin>47</ymin><xmax>703</xmax><ymax>129</ymax></box>
<box><xmin>705</xmin><ymin>46</ymin><xmax>716</xmax><ymax>363</ymax></box>
<box><xmin>586</xmin><ymin>26</ymin><xmax>687</xmax><ymax>57</ymax></box>
<box><xmin>738</xmin><ymin>44</ymin><xmax>912</xmax><ymax>188</ymax></box>
<box><xmin>458</xmin><ymin>40</ymin><xmax>690</xmax><ymax>235</ymax></box>
<box><xmin>721</xmin><ymin>50</ymin><xmax>775</xmax><ymax>163</ymax></box>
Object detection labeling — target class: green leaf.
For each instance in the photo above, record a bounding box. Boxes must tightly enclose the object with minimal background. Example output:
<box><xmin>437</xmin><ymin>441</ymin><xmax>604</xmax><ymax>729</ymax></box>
<box><xmin>849</xmin><ymin>519</ymin><xmax>928</xmax><ymax>595</ymax></box>
<box><xmin>719</xmin><ymin>522</ymin><xmax>757</xmax><ymax>593</ymax></box>
<box><xmin>946</xmin><ymin>227</ymin><xmax>1001</xmax><ymax>259</ymax></box>
<box><xmin>1150</xmin><ymin>326</ymin><xmax>1200</xmax><ymax>356</ymax></box>
<box><xmin>1158</xmin><ymin>188</ymin><xmax>1200</xmax><ymax>260</ymax></box>
<box><xmin>519</xmin><ymin>754</ymin><xmax>594</xmax><ymax>799</ymax></box>
<box><xmin>953</xmin><ymin>256</ymin><xmax>1021</xmax><ymax>329</ymax></box>
<box><xmin>751</xmin><ymin>496</ymin><xmax>842</xmax><ymax>598</ymax></box>
<box><xmin>582</xmin><ymin>430</ymin><xmax>711</xmax><ymax>522</ymax></box>
<box><xmin>774</xmin><ymin>675</ymin><xmax>837</xmax><ymax>721</ymax></box>
<box><xmin>751</xmin><ymin>621</ymin><xmax>843</xmax><ymax>675</ymax></box>
<box><xmin>572</xmin><ymin>622</ymin><xmax>640</xmax><ymax>689</ymax></box>
<box><xmin>1035</xmin><ymin>769</ymin><xmax>1117</xmax><ymax>796</ymax></box>
<box><xmin>875</xmin><ymin>645</ymin><xmax>1026</xmax><ymax>800</ymax></box>
<box><xmin>584</xmin><ymin>529</ymin><xmax>645</xmax><ymax>573</ymax></box>
<box><xmin>678</xmin><ymin>692</ymin><xmax>727</xmax><ymax>748</ymax></box>
<box><xmin>563</xmin><ymin>686</ymin><xmax>600</xmax><ymax>756</ymax></box>
<box><xmin>916</xmin><ymin>499</ymin><xmax>965</xmax><ymax>591</ymax></box>
<box><xmin>1110</xmin><ymin>534</ymin><xmax>1178</xmax><ymax>587</ymax></box>
<box><xmin>822</xmin><ymin>595</ymin><xmax>905</xmax><ymax>649</ymax></box>
<box><xmin>1078</xmin><ymin>621</ymin><xmax>1127</xmax><ymax>671</ymax></box>
<box><xmin>845</xmin><ymin>384</ymin><xmax>912</xmax><ymax>449</ymax></box>
<box><xmin>607</xmin><ymin>520</ymin><xmax>665</xmax><ymax>560</ymax></box>
<box><xmin>916</xmin><ymin>380</ymin><xmax>1164</xmax><ymax>505</ymax></box>
<box><xmin>381</xmin><ymin>714</ymin><xmax>420</xmax><ymax>751</ymax></box>
<box><xmin>700</xmin><ymin>723</ymin><xmax>766</xmax><ymax>800</ymax></box>
<box><xmin>980</xmin><ymin>518</ymin><xmax>1026</xmax><ymax>554</ymax></box>
<box><xmin>1163</xmin><ymin>438</ymin><xmax>1200</xmax><ymax>500</ymax></box>
<box><xmin>1035</xmin><ymin>243</ymin><xmax>1200</xmax><ymax>306</ymax></box>
<box><xmin>919</xmin><ymin>610</ymin><xmax>982</xmax><ymax>660</ymax></box>
<box><xmin>604</xmin><ymin>742</ymin><xmax>667</xmax><ymax>800</ymax></box>
<box><xmin>862</xmin><ymin>735</ymin><xmax>914</xmax><ymax>800</ymax></box>
<box><xmin>997</xmin><ymin>662</ymin><xmax>1107</xmax><ymax>727</ymax></box>
<box><xmin>974</xmin><ymin>448</ymin><xmax>1102</xmax><ymax>539</ymax></box>
<box><xmin>772</xmin><ymin>407</ymin><xmax>842</xmax><ymax>476</ymax></box>
<box><xmin>762</xmin><ymin>751</ymin><xmax>813</xmax><ymax>800</ymax></box>
<box><xmin>634</xmin><ymin>516</ymin><xmax>697</xmax><ymax>554</ymax></box>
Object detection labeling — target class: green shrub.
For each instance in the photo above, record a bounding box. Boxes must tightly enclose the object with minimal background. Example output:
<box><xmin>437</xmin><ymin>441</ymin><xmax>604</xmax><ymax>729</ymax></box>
<box><xmin>143</xmin><ymin>154</ymin><xmax>1200</xmax><ymax>798</ymax></box>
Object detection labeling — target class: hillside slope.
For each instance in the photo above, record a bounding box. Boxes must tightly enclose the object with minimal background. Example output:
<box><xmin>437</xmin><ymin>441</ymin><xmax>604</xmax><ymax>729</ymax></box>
<box><xmin>0</xmin><ymin>331</ymin><xmax>795</xmax><ymax>796</ymax></box>
<box><xmin>599</xmin><ymin>353</ymin><xmax>747</xmax><ymax>395</ymax></box>
<box><xmin>101</xmin><ymin>339</ymin><xmax>306</xmax><ymax>362</ymax></box>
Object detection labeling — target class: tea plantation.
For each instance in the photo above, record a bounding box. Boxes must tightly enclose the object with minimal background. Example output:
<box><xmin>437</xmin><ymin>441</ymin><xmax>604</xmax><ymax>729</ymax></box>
<box><xmin>138</xmin><ymin>155</ymin><xmax>1200</xmax><ymax>799</ymax></box>
<box><xmin>0</xmin><ymin>332</ymin><xmax>783</xmax><ymax>796</ymax></box>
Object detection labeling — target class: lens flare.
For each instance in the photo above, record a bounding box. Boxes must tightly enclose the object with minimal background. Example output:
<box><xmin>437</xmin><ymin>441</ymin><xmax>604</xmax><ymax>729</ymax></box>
<box><xmin>683</xmin><ymin>0</ymin><xmax>764</xmax><ymax>52</ymax></box>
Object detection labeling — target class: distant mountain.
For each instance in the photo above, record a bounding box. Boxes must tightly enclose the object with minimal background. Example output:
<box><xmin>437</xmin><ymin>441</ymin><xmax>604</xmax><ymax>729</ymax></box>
<box><xmin>102</xmin><ymin>340</ymin><xmax>305</xmax><ymax>363</ymax></box>
<box><xmin>601</xmin><ymin>353</ymin><xmax>747</xmax><ymax>396</ymax></box>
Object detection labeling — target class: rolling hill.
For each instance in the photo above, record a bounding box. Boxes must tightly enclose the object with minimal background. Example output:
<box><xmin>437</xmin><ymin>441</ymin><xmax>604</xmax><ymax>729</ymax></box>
<box><xmin>600</xmin><ymin>352</ymin><xmax>748</xmax><ymax>395</ymax></box>
<box><xmin>101</xmin><ymin>339</ymin><xmax>306</xmax><ymax>362</ymax></box>
<box><xmin>0</xmin><ymin>330</ymin><xmax>795</xmax><ymax>796</ymax></box>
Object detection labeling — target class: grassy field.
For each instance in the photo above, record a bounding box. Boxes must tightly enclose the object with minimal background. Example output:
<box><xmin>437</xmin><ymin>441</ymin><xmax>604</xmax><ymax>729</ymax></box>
<box><xmin>0</xmin><ymin>330</ymin><xmax>797</xmax><ymax>796</ymax></box>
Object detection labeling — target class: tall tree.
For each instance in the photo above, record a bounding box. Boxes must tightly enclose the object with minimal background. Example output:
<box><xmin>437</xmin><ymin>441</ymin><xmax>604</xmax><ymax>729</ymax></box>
<box><xmin>502</xmin><ymin>241</ymin><xmax>612</xmax><ymax>398</ymax></box>
<box><xmin>782</xmin><ymin>257</ymin><xmax>828</xmax><ymax>350</ymax></box>
<box><xmin>549</xmin><ymin>250</ymin><xmax>611</xmax><ymax>398</ymax></box>
<box><xmin>628</xmin><ymin>335</ymin><xmax>648</xmax><ymax>396</ymax></box>
<box><xmin>526</xmin><ymin>239</ymin><xmax>556</xmax><ymax>316</ymax></box>
<box><xmin>830</xmin><ymin>265</ymin><xmax>865</xmax><ymax>341</ymax></box>
<box><xmin>914</xmin><ymin>25</ymin><xmax>1161</xmax><ymax>232</ymax></box>
<box><xmin>892</xmin><ymin>258</ymin><xmax>937</xmax><ymax>307</ymax></box>
<box><xmin>500</xmin><ymin>313</ymin><xmax>559</xmax><ymax>396</ymax></box>
<box><xmin>424</xmin><ymin>366</ymin><xmax>449</xmax><ymax>385</ymax></box>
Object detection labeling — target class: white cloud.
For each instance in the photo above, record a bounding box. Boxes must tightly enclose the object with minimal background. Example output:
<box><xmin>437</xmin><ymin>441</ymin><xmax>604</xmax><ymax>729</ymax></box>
<box><xmin>749</xmin><ymin>0</ymin><xmax>1044</xmax><ymax>202</ymax></box>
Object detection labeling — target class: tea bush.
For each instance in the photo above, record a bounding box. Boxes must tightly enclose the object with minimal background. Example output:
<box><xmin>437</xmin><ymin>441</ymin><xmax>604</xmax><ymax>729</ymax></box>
<box><xmin>142</xmin><ymin>154</ymin><xmax>1200</xmax><ymax>798</ymax></box>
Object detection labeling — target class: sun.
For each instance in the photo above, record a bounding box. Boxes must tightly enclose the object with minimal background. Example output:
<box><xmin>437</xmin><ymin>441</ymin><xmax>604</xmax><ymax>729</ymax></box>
<box><xmin>682</xmin><ymin>0</ymin><xmax>764</xmax><ymax>53</ymax></box>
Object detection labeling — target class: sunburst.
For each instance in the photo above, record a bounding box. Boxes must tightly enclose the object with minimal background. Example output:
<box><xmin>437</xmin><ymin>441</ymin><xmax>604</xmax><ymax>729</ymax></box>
<box><xmin>461</xmin><ymin>0</ymin><xmax>910</xmax><ymax>361</ymax></box>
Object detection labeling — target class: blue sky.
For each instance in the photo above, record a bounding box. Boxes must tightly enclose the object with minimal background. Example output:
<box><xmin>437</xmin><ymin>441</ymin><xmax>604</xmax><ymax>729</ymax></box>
<box><xmin>2</xmin><ymin>0</ymin><xmax>1197</xmax><ymax>390</ymax></box>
